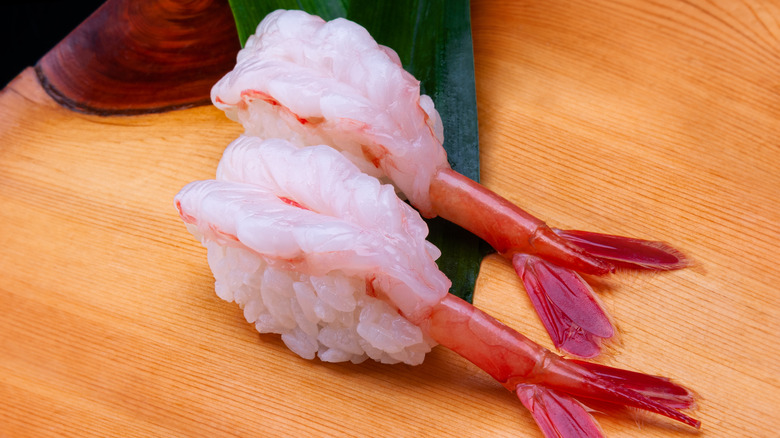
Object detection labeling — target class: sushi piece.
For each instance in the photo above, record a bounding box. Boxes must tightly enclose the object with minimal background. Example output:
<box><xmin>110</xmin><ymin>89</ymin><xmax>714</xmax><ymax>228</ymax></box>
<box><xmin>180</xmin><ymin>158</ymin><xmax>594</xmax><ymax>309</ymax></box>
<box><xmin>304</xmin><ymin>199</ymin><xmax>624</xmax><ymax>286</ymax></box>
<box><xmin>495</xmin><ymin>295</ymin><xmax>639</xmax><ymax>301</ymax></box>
<box><xmin>178</xmin><ymin>136</ymin><xmax>448</xmax><ymax>364</ymax></box>
<box><xmin>175</xmin><ymin>136</ymin><xmax>699</xmax><ymax>437</ymax></box>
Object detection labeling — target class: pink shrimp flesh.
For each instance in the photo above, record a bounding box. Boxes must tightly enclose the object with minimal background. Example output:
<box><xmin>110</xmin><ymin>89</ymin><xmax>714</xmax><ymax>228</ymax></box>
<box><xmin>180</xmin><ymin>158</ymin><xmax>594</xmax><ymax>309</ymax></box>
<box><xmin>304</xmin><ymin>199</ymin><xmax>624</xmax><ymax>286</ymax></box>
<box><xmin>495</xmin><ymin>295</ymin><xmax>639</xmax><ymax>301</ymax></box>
<box><xmin>175</xmin><ymin>136</ymin><xmax>699</xmax><ymax>436</ymax></box>
<box><xmin>210</xmin><ymin>9</ymin><xmax>691</xmax><ymax>358</ymax></box>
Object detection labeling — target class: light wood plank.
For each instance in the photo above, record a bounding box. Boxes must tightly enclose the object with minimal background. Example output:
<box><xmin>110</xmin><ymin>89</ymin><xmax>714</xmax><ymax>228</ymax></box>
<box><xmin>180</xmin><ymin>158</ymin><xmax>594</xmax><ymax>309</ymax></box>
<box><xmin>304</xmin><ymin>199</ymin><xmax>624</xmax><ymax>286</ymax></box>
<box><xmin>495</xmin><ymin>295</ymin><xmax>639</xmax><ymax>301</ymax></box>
<box><xmin>1</xmin><ymin>1</ymin><xmax>778</xmax><ymax>436</ymax></box>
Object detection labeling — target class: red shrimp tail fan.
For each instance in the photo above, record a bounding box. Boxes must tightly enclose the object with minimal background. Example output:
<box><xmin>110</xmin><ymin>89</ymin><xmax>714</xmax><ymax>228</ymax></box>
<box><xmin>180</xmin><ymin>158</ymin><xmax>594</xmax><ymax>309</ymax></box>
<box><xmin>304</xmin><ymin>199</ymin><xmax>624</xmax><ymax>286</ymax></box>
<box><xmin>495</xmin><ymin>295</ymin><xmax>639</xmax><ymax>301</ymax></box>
<box><xmin>570</xmin><ymin>360</ymin><xmax>698</xmax><ymax>411</ymax></box>
<box><xmin>513</xmin><ymin>254</ymin><xmax>614</xmax><ymax>358</ymax></box>
<box><xmin>554</xmin><ymin>229</ymin><xmax>690</xmax><ymax>271</ymax></box>
<box><xmin>544</xmin><ymin>359</ymin><xmax>701</xmax><ymax>429</ymax></box>
<box><xmin>516</xmin><ymin>384</ymin><xmax>605</xmax><ymax>438</ymax></box>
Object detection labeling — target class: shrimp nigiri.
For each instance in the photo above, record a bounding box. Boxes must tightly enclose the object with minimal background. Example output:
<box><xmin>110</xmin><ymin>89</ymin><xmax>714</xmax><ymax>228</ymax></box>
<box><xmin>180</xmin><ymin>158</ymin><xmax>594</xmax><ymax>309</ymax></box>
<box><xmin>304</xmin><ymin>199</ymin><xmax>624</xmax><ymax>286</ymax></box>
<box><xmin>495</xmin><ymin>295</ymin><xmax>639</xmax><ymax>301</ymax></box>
<box><xmin>175</xmin><ymin>136</ymin><xmax>700</xmax><ymax>437</ymax></box>
<box><xmin>210</xmin><ymin>10</ymin><xmax>690</xmax><ymax>358</ymax></box>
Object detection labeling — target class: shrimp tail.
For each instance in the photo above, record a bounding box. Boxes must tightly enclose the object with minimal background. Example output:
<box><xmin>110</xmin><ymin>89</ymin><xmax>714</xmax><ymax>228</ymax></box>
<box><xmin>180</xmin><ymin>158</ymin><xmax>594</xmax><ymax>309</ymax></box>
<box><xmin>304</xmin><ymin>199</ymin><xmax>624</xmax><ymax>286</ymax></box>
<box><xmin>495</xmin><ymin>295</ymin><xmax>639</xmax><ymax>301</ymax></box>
<box><xmin>568</xmin><ymin>360</ymin><xmax>697</xmax><ymax>410</ymax></box>
<box><xmin>423</xmin><ymin>294</ymin><xmax>700</xmax><ymax>434</ymax></box>
<box><xmin>511</xmin><ymin>230</ymin><xmax>690</xmax><ymax>358</ymax></box>
<box><xmin>429</xmin><ymin>169</ymin><xmax>691</xmax><ymax>357</ymax></box>
<box><xmin>537</xmin><ymin>357</ymin><xmax>701</xmax><ymax>429</ymax></box>
<box><xmin>512</xmin><ymin>254</ymin><xmax>614</xmax><ymax>358</ymax></box>
<box><xmin>554</xmin><ymin>229</ymin><xmax>690</xmax><ymax>271</ymax></box>
<box><xmin>516</xmin><ymin>384</ymin><xmax>605</xmax><ymax>437</ymax></box>
<box><xmin>517</xmin><ymin>366</ymin><xmax>700</xmax><ymax>436</ymax></box>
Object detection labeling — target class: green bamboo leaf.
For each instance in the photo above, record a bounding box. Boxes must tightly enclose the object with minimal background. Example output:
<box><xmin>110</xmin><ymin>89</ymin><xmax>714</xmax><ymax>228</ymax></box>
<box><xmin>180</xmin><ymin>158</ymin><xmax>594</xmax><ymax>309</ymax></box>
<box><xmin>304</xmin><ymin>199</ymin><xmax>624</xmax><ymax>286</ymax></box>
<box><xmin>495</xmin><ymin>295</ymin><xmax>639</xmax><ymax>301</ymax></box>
<box><xmin>227</xmin><ymin>0</ymin><xmax>488</xmax><ymax>302</ymax></box>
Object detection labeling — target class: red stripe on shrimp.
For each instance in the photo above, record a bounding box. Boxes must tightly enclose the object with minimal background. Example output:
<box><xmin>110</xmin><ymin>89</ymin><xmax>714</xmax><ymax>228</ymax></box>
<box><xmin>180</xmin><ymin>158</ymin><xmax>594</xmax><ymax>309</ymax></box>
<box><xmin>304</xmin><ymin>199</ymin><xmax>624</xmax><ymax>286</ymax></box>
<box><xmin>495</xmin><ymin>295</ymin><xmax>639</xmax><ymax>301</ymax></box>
<box><xmin>278</xmin><ymin>196</ymin><xmax>310</xmax><ymax>210</ymax></box>
<box><xmin>240</xmin><ymin>89</ymin><xmax>323</xmax><ymax>125</ymax></box>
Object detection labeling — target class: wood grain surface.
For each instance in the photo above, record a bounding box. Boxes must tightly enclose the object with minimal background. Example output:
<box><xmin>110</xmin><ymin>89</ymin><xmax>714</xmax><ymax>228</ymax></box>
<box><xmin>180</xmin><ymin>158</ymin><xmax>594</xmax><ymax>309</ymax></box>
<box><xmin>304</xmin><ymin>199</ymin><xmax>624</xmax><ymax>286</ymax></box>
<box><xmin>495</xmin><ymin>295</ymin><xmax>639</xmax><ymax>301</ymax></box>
<box><xmin>1</xmin><ymin>1</ymin><xmax>778</xmax><ymax>437</ymax></box>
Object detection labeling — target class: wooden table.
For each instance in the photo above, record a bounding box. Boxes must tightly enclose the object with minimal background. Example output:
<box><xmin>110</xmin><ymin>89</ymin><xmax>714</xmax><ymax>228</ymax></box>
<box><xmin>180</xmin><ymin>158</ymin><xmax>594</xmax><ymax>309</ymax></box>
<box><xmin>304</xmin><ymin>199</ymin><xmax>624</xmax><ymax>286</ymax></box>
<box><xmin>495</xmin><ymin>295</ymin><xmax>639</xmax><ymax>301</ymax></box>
<box><xmin>1</xmin><ymin>1</ymin><xmax>778</xmax><ymax>436</ymax></box>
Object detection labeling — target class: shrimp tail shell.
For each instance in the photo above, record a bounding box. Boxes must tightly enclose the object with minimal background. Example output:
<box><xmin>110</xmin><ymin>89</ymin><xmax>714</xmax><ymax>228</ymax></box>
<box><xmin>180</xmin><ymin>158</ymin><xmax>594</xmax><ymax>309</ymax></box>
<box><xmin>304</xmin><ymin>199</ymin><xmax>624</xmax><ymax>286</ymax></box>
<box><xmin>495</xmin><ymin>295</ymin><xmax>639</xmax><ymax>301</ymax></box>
<box><xmin>513</xmin><ymin>254</ymin><xmax>613</xmax><ymax>359</ymax></box>
<box><xmin>554</xmin><ymin>229</ymin><xmax>691</xmax><ymax>271</ymax></box>
<box><xmin>567</xmin><ymin>360</ymin><xmax>698</xmax><ymax>411</ymax></box>
<box><xmin>515</xmin><ymin>365</ymin><xmax>701</xmax><ymax>437</ymax></box>
<box><xmin>516</xmin><ymin>384</ymin><xmax>605</xmax><ymax>438</ymax></box>
<box><xmin>508</xmin><ymin>230</ymin><xmax>690</xmax><ymax>358</ymax></box>
<box><xmin>536</xmin><ymin>357</ymin><xmax>701</xmax><ymax>429</ymax></box>
<box><xmin>422</xmin><ymin>294</ymin><xmax>700</xmax><ymax>433</ymax></box>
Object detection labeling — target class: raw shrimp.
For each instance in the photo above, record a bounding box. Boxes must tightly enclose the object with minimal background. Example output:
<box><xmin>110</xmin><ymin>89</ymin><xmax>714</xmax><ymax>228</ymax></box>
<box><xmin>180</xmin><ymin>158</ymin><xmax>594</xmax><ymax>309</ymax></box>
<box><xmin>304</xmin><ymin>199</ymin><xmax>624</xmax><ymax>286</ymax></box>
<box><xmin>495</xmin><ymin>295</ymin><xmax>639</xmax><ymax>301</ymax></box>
<box><xmin>175</xmin><ymin>136</ymin><xmax>700</xmax><ymax>437</ymax></box>
<box><xmin>178</xmin><ymin>136</ymin><xmax>448</xmax><ymax>364</ymax></box>
<box><xmin>211</xmin><ymin>10</ymin><xmax>690</xmax><ymax>358</ymax></box>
